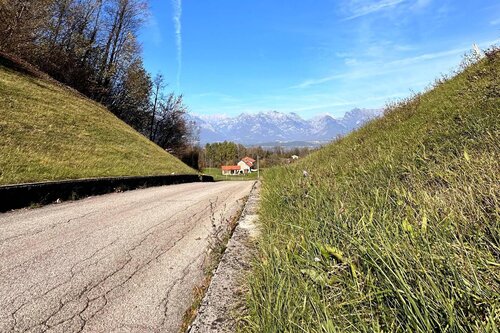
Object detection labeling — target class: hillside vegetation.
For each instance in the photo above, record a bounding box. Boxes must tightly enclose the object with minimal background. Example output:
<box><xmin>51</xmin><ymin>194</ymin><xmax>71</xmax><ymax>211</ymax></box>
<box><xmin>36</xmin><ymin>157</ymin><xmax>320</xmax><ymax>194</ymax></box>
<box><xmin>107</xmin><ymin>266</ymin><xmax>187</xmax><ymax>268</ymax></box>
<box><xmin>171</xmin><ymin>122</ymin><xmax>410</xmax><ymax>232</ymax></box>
<box><xmin>245</xmin><ymin>50</ymin><xmax>499</xmax><ymax>332</ymax></box>
<box><xmin>0</xmin><ymin>61</ymin><xmax>195</xmax><ymax>186</ymax></box>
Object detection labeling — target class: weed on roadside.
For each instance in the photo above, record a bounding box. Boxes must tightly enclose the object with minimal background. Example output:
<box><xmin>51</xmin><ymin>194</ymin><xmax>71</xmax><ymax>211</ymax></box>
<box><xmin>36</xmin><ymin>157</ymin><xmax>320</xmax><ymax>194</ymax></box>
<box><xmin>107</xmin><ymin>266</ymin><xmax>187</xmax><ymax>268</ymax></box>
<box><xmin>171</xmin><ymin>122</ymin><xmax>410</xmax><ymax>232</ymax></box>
<box><xmin>180</xmin><ymin>196</ymin><xmax>248</xmax><ymax>332</ymax></box>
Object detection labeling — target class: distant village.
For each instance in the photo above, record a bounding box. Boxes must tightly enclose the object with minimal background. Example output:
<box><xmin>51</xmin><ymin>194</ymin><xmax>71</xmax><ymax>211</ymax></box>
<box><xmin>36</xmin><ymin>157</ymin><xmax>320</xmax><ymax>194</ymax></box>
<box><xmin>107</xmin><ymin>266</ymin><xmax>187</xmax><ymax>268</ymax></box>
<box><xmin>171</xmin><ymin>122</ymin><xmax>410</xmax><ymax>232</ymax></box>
<box><xmin>221</xmin><ymin>155</ymin><xmax>299</xmax><ymax>175</ymax></box>
<box><xmin>199</xmin><ymin>141</ymin><xmax>313</xmax><ymax>174</ymax></box>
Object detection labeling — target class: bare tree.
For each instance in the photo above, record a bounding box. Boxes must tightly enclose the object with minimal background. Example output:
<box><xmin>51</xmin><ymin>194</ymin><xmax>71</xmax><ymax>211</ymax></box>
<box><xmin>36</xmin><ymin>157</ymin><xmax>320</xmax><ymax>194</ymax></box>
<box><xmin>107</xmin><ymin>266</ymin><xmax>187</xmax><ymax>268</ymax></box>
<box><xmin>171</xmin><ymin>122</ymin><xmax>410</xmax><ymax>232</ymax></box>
<box><xmin>109</xmin><ymin>58</ymin><xmax>152</xmax><ymax>131</ymax></box>
<box><xmin>0</xmin><ymin>0</ymin><xmax>53</xmax><ymax>55</ymax></box>
<box><xmin>149</xmin><ymin>73</ymin><xmax>165</xmax><ymax>140</ymax></box>
<box><xmin>98</xmin><ymin>0</ymin><xmax>148</xmax><ymax>92</ymax></box>
<box><xmin>1</xmin><ymin>0</ymin><xmax>198</xmax><ymax>154</ymax></box>
<box><xmin>153</xmin><ymin>94</ymin><xmax>195</xmax><ymax>156</ymax></box>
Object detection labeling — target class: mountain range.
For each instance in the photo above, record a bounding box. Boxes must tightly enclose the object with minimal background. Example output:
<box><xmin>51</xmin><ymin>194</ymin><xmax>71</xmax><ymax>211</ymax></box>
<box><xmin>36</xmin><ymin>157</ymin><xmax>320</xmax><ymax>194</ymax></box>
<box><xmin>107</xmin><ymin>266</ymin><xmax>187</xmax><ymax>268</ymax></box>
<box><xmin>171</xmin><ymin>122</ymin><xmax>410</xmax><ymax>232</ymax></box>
<box><xmin>191</xmin><ymin>108</ymin><xmax>383</xmax><ymax>146</ymax></box>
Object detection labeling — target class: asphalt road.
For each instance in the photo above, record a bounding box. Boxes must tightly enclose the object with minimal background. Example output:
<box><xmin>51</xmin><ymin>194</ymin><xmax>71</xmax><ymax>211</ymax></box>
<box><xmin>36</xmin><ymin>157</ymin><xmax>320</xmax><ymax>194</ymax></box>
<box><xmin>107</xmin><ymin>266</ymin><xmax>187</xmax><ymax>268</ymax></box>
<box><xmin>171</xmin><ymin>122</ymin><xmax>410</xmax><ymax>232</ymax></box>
<box><xmin>0</xmin><ymin>181</ymin><xmax>254</xmax><ymax>333</ymax></box>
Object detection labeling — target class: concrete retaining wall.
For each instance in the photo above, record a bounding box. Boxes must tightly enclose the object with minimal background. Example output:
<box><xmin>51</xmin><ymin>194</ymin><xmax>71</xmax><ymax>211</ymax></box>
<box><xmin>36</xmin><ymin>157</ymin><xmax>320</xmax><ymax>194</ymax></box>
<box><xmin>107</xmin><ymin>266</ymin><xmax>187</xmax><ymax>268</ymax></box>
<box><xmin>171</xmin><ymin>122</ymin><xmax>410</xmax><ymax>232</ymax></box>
<box><xmin>0</xmin><ymin>174</ymin><xmax>214</xmax><ymax>212</ymax></box>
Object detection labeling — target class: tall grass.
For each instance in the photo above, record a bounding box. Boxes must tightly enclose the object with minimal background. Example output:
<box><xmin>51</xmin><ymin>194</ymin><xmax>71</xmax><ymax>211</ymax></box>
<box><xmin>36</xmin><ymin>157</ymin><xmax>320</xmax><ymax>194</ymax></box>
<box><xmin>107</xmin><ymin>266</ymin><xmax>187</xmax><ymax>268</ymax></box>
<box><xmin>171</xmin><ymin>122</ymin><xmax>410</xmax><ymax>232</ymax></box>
<box><xmin>244</xmin><ymin>49</ymin><xmax>499</xmax><ymax>332</ymax></box>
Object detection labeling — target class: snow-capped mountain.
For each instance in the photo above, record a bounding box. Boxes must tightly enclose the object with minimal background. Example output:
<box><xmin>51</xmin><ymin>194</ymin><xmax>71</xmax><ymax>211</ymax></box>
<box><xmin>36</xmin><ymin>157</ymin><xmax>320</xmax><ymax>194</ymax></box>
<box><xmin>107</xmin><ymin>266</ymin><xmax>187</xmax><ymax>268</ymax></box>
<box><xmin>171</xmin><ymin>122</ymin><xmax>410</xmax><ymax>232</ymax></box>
<box><xmin>191</xmin><ymin>108</ymin><xmax>382</xmax><ymax>145</ymax></box>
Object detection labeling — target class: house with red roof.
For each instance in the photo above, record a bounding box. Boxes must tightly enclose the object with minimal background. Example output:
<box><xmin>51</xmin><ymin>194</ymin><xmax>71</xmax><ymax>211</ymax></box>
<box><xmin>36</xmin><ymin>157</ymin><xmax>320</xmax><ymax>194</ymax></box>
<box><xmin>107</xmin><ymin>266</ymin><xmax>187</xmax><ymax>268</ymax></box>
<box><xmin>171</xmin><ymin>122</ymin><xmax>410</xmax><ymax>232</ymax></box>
<box><xmin>221</xmin><ymin>165</ymin><xmax>241</xmax><ymax>175</ymax></box>
<box><xmin>241</xmin><ymin>156</ymin><xmax>256</xmax><ymax>168</ymax></box>
<box><xmin>221</xmin><ymin>156</ymin><xmax>257</xmax><ymax>175</ymax></box>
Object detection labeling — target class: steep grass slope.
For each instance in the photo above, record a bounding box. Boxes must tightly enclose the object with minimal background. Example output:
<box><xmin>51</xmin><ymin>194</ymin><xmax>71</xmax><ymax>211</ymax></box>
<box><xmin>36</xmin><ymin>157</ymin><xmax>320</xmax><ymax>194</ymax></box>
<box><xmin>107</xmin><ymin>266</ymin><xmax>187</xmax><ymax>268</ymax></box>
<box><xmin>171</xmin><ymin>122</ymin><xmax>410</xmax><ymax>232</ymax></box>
<box><xmin>0</xmin><ymin>58</ymin><xmax>195</xmax><ymax>185</ymax></box>
<box><xmin>245</xmin><ymin>50</ymin><xmax>499</xmax><ymax>332</ymax></box>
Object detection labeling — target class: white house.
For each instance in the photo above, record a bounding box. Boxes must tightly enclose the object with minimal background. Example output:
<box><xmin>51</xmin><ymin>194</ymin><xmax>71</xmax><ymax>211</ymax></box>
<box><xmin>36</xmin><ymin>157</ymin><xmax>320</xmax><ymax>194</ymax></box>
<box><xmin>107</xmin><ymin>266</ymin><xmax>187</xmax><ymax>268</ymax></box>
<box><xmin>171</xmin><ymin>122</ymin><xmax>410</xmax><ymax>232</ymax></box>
<box><xmin>220</xmin><ymin>156</ymin><xmax>257</xmax><ymax>175</ymax></box>
<box><xmin>241</xmin><ymin>156</ymin><xmax>256</xmax><ymax>169</ymax></box>
<box><xmin>238</xmin><ymin>160</ymin><xmax>251</xmax><ymax>173</ymax></box>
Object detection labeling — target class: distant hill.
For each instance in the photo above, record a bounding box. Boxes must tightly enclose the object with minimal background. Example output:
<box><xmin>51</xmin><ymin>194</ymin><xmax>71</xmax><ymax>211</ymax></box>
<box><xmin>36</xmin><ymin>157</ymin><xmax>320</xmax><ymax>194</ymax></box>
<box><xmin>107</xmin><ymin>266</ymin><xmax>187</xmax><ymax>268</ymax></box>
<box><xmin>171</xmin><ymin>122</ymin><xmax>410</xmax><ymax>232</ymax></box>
<box><xmin>0</xmin><ymin>55</ymin><xmax>195</xmax><ymax>185</ymax></box>
<box><xmin>191</xmin><ymin>108</ymin><xmax>382</xmax><ymax>145</ymax></box>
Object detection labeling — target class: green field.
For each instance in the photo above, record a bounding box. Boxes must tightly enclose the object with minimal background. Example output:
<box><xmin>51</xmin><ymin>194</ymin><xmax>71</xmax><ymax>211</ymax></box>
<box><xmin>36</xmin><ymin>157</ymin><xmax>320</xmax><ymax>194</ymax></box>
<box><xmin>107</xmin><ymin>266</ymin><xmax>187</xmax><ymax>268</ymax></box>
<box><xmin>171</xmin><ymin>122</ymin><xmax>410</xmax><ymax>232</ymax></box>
<box><xmin>244</xmin><ymin>51</ymin><xmax>500</xmax><ymax>332</ymax></box>
<box><xmin>202</xmin><ymin>167</ymin><xmax>261</xmax><ymax>181</ymax></box>
<box><xmin>0</xmin><ymin>62</ymin><xmax>195</xmax><ymax>185</ymax></box>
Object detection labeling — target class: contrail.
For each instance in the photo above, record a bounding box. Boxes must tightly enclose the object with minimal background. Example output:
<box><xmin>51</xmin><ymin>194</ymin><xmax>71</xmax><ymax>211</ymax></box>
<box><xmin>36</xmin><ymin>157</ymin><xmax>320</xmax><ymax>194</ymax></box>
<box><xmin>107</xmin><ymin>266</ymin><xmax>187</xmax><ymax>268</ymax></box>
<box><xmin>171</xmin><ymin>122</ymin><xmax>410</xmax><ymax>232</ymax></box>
<box><xmin>172</xmin><ymin>0</ymin><xmax>182</xmax><ymax>89</ymax></box>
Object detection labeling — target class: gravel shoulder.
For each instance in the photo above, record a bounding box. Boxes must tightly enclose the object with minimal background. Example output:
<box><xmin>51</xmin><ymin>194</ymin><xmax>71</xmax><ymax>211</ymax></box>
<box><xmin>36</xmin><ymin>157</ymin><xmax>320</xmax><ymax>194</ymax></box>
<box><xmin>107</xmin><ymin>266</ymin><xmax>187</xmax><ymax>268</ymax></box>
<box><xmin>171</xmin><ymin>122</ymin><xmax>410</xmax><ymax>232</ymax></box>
<box><xmin>189</xmin><ymin>181</ymin><xmax>260</xmax><ymax>333</ymax></box>
<box><xmin>0</xmin><ymin>181</ymin><xmax>253</xmax><ymax>333</ymax></box>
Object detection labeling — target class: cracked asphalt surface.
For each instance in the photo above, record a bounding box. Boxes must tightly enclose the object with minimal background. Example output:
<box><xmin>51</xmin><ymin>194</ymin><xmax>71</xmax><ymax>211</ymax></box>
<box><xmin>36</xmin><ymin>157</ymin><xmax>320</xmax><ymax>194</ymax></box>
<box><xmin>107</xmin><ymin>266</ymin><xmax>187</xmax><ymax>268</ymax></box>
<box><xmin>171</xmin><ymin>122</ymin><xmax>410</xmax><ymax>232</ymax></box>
<box><xmin>0</xmin><ymin>181</ymin><xmax>254</xmax><ymax>333</ymax></box>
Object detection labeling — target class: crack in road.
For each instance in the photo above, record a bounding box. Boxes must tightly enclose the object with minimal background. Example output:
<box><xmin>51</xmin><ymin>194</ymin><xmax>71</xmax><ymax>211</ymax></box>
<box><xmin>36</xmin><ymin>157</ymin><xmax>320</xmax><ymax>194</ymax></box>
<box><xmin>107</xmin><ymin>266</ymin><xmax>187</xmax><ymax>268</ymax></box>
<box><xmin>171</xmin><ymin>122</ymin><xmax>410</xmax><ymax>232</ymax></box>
<box><xmin>12</xmin><ymin>208</ymin><xmax>208</xmax><ymax>332</ymax></box>
<box><xmin>159</xmin><ymin>254</ymin><xmax>204</xmax><ymax>329</ymax></box>
<box><xmin>0</xmin><ymin>211</ymin><xmax>98</xmax><ymax>247</ymax></box>
<box><xmin>0</xmin><ymin>182</ymin><xmax>254</xmax><ymax>333</ymax></box>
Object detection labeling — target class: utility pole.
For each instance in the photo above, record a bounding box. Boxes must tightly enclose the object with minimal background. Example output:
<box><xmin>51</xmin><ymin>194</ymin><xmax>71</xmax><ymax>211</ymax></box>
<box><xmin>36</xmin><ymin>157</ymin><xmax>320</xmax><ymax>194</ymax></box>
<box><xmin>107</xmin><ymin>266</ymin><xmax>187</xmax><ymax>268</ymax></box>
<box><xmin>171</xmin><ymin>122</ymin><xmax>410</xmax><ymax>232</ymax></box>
<box><xmin>257</xmin><ymin>155</ymin><xmax>260</xmax><ymax>180</ymax></box>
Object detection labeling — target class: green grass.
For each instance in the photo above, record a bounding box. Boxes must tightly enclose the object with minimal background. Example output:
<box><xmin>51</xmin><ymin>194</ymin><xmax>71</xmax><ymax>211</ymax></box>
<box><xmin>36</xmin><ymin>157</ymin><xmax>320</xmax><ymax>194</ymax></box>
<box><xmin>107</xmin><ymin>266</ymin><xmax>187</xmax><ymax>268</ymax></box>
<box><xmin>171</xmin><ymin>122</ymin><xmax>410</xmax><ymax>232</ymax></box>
<box><xmin>202</xmin><ymin>168</ymin><xmax>262</xmax><ymax>181</ymax></box>
<box><xmin>0</xmin><ymin>64</ymin><xmax>195</xmax><ymax>185</ymax></box>
<box><xmin>244</xmin><ymin>51</ymin><xmax>500</xmax><ymax>332</ymax></box>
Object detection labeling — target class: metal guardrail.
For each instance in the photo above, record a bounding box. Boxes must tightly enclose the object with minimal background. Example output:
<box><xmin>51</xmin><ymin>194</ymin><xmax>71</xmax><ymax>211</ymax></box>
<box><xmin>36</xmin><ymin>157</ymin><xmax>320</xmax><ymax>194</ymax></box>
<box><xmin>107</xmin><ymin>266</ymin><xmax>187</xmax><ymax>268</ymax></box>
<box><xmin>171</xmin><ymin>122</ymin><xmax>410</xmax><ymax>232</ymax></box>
<box><xmin>0</xmin><ymin>174</ymin><xmax>214</xmax><ymax>212</ymax></box>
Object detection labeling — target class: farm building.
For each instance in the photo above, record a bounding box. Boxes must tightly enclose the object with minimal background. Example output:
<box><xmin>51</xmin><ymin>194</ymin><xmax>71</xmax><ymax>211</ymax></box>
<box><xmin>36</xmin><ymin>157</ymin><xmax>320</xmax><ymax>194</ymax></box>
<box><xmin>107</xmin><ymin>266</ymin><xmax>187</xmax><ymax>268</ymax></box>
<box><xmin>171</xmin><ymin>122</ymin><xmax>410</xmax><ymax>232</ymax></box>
<box><xmin>238</xmin><ymin>160</ymin><xmax>251</xmax><ymax>173</ymax></box>
<box><xmin>221</xmin><ymin>165</ymin><xmax>241</xmax><ymax>175</ymax></box>
<box><xmin>241</xmin><ymin>156</ymin><xmax>256</xmax><ymax>168</ymax></box>
<box><xmin>221</xmin><ymin>156</ymin><xmax>257</xmax><ymax>175</ymax></box>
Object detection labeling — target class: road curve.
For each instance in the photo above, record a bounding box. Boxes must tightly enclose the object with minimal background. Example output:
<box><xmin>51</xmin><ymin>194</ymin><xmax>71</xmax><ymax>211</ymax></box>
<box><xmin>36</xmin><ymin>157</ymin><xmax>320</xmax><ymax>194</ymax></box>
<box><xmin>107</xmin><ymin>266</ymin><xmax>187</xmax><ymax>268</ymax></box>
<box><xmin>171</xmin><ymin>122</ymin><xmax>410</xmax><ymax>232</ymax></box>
<box><xmin>0</xmin><ymin>181</ymin><xmax>254</xmax><ymax>333</ymax></box>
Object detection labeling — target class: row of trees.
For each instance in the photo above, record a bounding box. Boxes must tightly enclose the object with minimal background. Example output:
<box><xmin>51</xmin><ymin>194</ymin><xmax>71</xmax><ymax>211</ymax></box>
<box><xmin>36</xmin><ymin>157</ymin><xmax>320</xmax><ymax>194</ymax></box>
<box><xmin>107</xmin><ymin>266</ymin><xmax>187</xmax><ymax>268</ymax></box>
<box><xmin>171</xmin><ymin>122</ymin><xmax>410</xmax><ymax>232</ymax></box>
<box><xmin>202</xmin><ymin>141</ymin><xmax>315</xmax><ymax>168</ymax></box>
<box><xmin>203</xmin><ymin>141</ymin><xmax>246</xmax><ymax>167</ymax></box>
<box><xmin>0</xmin><ymin>0</ymin><xmax>195</xmax><ymax>155</ymax></box>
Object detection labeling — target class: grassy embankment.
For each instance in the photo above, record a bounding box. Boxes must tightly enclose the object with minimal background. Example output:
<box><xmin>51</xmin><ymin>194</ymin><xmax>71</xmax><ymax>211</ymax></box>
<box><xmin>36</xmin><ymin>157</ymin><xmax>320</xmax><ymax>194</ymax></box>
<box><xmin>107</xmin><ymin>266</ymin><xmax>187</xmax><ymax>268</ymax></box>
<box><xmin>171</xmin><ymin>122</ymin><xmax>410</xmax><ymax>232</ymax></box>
<box><xmin>202</xmin><ymin>167</ymin><xmax>261</xmax><ymax>181</ymax></box>
<box><xmin>0</xmin><ymin>58</ymin><xmax>195</xmax><ymax>185</ymax></box>
<box><xmin>245</xmin><ymin>50</ymin><xmax>499</xmax><ymax>332</ymax></box>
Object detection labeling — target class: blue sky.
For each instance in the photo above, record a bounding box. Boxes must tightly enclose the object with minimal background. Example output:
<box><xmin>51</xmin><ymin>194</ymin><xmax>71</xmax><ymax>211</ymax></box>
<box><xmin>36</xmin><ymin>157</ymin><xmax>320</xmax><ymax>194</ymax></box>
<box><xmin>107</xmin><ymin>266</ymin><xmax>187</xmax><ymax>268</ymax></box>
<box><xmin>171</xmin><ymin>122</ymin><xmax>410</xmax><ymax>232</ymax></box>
<box><xmin>140</xmin><ymin>0</ymin><xmax>499</xmax><ymax>119</ymax></box>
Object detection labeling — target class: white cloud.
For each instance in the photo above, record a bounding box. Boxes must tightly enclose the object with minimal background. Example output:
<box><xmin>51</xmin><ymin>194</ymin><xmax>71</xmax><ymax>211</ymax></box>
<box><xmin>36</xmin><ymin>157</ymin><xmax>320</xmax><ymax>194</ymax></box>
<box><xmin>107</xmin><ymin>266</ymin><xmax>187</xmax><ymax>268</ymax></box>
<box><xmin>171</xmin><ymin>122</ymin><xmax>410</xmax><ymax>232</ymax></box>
<box><xmin>491</xmin><ymin>18</ymin><xmax>500</xmax><ymax>26</ymax></box>
<box><xmin>342</xmin><ymin>0</ymin><xmax>406</xmax><ymax>21</ymax></box>
<box><xmin>344</xmin><ymin>58</ymin><xmax>358</xmax><ymax>65</ymax></box>
<box><xmin>387</xmin><ymin>47</ymin><xmax>468</xmax><ymax>66</ymax></box>
<box><xmin>290</xmin><ymin>74</ymin><xmax>351</xmax><ymax>89</ymax></box>
<box><xmin>172</xmin><ymin>0</ymin><xmax>182</xmax><ymax>89</ymax></box>
<box><xmin>411</xmin><ymin>0</ymin><xmax>433</xmax><ymax>10</ymax></box>
<box><xmin>291</xmin><ymin>39</ymin><xmax>500</xmax><ymax>89</ymax></box>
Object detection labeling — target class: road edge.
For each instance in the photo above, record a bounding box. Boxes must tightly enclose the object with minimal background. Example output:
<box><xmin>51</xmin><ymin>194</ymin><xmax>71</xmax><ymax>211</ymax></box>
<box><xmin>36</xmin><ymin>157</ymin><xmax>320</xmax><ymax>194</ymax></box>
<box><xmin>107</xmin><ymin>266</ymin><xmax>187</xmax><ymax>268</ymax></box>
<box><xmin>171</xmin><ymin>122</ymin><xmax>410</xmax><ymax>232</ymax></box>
<box><xmin>187</xmin><ymin>181</ymin><xmax>260</xmax><ymax>333</ymax></box>
<box><xmin>0</xmin><ymin>174</ymin><xmax>214</xmax><ymax>212</ymax></box>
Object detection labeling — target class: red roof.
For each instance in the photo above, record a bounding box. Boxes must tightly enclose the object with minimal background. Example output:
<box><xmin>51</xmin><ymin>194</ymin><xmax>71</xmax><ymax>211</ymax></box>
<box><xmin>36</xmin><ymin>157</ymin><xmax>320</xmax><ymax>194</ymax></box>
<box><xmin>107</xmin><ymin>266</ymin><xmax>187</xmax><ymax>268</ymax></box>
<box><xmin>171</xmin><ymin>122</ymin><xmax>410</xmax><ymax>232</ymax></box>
<box><xmin>241</xmin><ymin>156</ymin><xmax>255</xmax><ymax>167</ymax></box>
<box><xmin>221</xmin><ymin>165</ymin><xmax>241</xmax><ymax>171</ymax></box>
<box><xmin>242</xmin><ymin>156</ymin><xmax>255</xmax><ymax>163</ymax></box>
